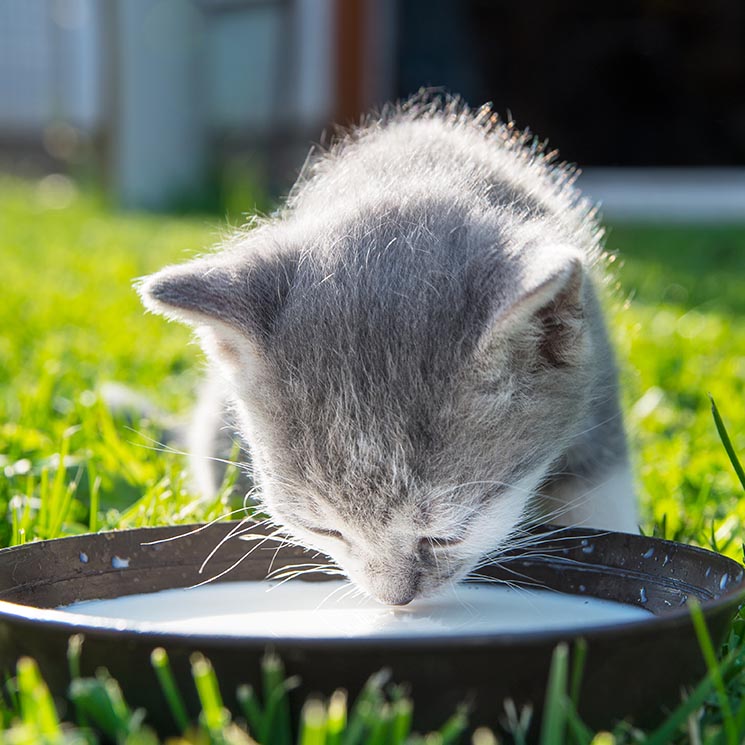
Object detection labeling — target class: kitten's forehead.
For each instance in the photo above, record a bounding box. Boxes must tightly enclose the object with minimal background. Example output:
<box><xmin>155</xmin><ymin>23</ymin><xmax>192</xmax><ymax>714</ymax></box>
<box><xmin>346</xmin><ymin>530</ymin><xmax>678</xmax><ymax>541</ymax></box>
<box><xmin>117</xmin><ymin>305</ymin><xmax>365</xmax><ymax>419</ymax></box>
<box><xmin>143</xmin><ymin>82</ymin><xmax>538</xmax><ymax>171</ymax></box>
<box><xmin>267</xmin><ymin>208</ymin><xmax>505</xmax><ymax>405</ymax></box>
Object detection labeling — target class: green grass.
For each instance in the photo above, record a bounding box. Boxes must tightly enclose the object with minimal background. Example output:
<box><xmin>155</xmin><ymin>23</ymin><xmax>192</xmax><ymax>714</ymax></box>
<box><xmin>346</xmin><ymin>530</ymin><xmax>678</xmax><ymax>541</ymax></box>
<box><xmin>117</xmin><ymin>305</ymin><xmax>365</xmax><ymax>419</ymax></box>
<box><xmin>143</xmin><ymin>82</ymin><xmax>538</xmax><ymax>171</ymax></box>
<box><xmin>609</xmin><ymin>224</ymin><xmax>745</xmax><ymax>552</ymax></box>
<box><xmin>5</xmin><ymin>642</ymin><xmax>469</xmax><ymax>744</ymax></box>
<box><xmin>1</xmin><ymin>177</ymin><xmax>744</xmax><ymax>742</ymax></box>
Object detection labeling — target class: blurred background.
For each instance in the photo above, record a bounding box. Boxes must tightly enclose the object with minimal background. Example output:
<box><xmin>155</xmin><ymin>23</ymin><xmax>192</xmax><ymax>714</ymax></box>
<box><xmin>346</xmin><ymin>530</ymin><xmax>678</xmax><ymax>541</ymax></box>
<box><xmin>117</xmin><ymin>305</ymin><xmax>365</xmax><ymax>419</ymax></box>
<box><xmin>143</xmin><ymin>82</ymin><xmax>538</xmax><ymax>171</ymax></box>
<box><xmin>1</xmin><ymin>0</ymin><xmax>744</xmax><ymax>219</ymax></box>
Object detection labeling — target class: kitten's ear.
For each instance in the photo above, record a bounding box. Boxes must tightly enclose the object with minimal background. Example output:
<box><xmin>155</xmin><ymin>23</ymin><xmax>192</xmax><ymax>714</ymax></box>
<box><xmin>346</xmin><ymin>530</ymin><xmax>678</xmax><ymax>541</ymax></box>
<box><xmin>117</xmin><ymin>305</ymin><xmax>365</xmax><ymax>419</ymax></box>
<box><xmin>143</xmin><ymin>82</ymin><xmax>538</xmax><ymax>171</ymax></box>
<box><xmin>481</xmin><ymin>246</ymin><xmax>587</xmax><ymax>367</ymax></box>
<box><xmin>137</xmin><ymin>254</ymin><xmax>296</xmax><ymax>343</ymax></box>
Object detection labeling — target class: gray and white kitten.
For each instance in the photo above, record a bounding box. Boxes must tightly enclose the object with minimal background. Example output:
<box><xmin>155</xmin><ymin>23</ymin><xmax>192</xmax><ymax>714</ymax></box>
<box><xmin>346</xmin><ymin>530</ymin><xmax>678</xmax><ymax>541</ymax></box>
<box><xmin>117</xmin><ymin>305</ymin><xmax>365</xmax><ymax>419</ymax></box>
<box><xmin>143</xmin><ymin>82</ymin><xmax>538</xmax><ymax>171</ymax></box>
<box><xmin>138</xmin><ymin>96</ymin><xmax>637</xmax><ymax>606</ymax></box>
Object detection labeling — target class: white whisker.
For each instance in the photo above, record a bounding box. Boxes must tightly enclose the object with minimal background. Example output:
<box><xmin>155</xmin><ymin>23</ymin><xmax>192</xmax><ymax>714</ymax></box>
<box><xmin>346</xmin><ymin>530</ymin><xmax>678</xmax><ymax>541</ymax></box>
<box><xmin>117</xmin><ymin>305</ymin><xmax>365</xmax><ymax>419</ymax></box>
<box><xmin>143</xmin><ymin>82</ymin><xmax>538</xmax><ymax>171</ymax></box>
<box><xmin>140</xmin><ymin>509</ymin><xmax>256</xmax><ymax>546</ymax></box>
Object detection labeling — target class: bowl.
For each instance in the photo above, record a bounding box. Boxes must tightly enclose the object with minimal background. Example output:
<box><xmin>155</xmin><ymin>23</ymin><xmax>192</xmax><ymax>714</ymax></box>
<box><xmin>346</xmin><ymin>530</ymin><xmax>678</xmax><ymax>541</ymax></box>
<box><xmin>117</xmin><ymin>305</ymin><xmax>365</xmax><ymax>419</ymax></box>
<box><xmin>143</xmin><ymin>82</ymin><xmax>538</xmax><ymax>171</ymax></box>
<box><xmin>0</xmin><ymin>523</ymin><xmax>742</xmax><ymax>736</ymax></box>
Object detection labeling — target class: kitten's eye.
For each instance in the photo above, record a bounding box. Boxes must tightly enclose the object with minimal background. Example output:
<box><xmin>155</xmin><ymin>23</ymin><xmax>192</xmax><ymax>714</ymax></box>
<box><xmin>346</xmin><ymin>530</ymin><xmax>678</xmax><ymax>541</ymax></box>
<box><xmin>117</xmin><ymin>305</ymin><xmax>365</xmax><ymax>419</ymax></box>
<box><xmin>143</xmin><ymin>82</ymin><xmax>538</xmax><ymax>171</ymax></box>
<box><xmin>419</xmin><ymin>535</ymin><xmax>465</xmax><ymax>550</ymax></box>
<box><xmin>306</xmin><ymin>526</ymin><xmax>344</xmax><ymax>541</ymax></box>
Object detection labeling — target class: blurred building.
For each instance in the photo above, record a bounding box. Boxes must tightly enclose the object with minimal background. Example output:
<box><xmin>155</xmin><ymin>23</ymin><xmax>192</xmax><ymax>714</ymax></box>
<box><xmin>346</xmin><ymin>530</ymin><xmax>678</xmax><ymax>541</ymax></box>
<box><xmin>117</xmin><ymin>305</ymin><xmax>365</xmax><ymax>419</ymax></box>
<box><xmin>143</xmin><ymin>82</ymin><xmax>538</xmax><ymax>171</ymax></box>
<box><xmin>0</xmin><ymin>0</ymin><xmax>743</xmax><ymax>218</ymax></box>
<box><xmin>0</xmin><ymin>0</ymin><xmax>347</xmax><ymax>208</ymax></box>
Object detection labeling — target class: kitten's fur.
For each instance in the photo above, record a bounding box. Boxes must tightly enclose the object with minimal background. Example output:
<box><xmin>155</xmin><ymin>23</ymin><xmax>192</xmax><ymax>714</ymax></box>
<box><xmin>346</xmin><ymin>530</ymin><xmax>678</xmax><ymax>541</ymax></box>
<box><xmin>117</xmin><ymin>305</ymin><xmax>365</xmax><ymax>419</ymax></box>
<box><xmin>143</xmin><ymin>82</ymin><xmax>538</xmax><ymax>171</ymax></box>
<box><xmin>139</xmin><ymin>95</ymin><xmax>637</xmax><ymax>606</ymax></box>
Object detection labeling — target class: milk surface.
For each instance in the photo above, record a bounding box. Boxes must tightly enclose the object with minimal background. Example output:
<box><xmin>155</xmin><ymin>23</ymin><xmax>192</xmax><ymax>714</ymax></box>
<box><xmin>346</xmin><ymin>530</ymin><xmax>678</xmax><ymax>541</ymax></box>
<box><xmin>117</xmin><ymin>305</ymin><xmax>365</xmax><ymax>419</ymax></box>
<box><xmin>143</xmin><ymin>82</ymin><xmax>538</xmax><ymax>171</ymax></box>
<box><xmin>61</xmin><ymin>581</ymin><xmax>650</xmax><ymax>638</ymax></box>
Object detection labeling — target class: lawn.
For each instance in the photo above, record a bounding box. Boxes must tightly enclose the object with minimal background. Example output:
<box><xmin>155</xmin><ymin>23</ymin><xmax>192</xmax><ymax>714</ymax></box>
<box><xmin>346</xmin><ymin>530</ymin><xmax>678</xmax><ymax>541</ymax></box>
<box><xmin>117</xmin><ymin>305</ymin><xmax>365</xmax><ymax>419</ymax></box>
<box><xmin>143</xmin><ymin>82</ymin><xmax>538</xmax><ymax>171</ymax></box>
<box><xmin>1</xmin><ymin>177</ymin><xmax>744</xmax><ymax>743</ymax></box>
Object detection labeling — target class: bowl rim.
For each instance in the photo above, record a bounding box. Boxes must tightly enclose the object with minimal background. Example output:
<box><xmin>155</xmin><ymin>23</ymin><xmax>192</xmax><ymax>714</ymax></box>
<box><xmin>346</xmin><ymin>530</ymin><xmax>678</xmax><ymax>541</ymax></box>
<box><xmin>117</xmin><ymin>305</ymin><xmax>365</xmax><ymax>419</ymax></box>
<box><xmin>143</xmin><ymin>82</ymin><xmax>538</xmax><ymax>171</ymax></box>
<box><xmin>0</xmin><ymin>524</ymin><xmax>742</xmax><ymax>649</ymax></box>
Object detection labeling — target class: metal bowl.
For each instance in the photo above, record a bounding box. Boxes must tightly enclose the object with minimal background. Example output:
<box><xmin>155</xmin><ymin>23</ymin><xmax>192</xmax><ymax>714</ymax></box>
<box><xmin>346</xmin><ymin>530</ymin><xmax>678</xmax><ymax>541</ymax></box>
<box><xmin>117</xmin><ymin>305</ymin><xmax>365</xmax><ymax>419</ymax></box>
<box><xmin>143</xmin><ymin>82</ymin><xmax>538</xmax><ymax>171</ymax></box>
<box><xmin>0</xmin><ymin>523</ymin><xmax>742</xmax><ymax>736</ymax></box>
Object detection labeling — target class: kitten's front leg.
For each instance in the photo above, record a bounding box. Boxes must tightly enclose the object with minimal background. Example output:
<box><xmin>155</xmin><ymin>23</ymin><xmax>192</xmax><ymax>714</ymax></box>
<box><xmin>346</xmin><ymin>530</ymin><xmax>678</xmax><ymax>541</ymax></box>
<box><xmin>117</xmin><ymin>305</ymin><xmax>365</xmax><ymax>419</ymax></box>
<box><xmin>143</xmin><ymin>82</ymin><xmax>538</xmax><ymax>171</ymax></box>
<box><xmin>188</xmin><ymin>371</ymin><xmax>254</xmax><ymax>501</ymax></box>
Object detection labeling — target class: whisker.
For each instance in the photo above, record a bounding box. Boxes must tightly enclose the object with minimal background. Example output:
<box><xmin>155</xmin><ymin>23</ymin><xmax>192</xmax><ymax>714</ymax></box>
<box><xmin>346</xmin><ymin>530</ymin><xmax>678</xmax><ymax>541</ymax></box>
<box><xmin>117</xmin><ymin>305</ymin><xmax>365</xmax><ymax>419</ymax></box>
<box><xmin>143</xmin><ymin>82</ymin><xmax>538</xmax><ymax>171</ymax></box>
<box><xmin>266</xmin><ymin>565</ymin><xmax>343</xmax><ymax>591</ymax></box>
<box><xmin>194</xmin><ymin>527</ymin><xmax>288</xmax><ymax>581</ymax></box>
<box><xmin>314</xmin><ymin>580</ymin><xmax>354</xmax><ymax>610</ymax></box>
<box><xmin>338</xmin><ymin>583</ymin><xmax>366</xmax><ymax>604</ymax></box>
<box><xmin>465</xmin><ymin>569</ymin><xmax>548</xmax><ymax>595</ymax></box>
<box><xmin>266</xmin><ymin>562</ymin><xmax>337</xmax><ymax>579</ymax></box>
<box><xmin>140</xmin><ymin>508</ymin><xmax>256</xmax><ymax>546</ymax></box>
<box><xmin>124</xmin><ymin>426</ymin><xmax>248</xmax><ymax>471</ymax></box>
<box><xmin>189</xmin><ymin>548</ymin><xmax>260</xmax><ymax>588</ymax></box>
<box><xmin>266</xmin><ymin>531</ymin><xmax>302</xmax><ymax>575</ymax></box>
<box><xmin>198</xmin><ymin>517</ymin><xmax>270</xmax><ymax>574</ymax></box>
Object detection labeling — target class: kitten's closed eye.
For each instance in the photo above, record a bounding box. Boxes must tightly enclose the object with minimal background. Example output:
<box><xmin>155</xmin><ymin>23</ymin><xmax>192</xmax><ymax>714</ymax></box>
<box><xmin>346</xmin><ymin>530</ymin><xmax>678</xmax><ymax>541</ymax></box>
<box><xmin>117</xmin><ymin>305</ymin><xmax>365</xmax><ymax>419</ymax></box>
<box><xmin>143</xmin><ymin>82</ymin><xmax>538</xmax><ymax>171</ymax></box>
<box><xmin>305</xmin><ymin>526</ymin><xmax>345</xmax><ymax>541</ymax></box>
<box><xmin>419</xmin><ymin>535</ymin><xmax>465</xmax><ymax>550</ymax></box>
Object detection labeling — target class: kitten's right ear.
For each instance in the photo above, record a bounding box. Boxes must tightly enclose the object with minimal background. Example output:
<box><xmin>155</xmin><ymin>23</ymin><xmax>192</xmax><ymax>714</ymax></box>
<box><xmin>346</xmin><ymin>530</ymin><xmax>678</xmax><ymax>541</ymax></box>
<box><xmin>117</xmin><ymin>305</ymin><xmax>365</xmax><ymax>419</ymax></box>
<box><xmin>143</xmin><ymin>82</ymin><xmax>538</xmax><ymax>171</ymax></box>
<box><xmin>136</xmin><ymin>254</ymin><xmax>297</xmax><ymax>343</ymax></box>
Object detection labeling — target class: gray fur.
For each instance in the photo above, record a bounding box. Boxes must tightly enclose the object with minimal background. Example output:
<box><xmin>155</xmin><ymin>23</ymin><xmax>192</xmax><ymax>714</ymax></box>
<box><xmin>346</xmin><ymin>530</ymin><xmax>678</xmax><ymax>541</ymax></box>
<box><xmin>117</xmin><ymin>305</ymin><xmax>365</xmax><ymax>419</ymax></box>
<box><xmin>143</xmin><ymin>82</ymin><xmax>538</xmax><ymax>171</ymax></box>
<box><xmin>138</xmin><ymin>94</ymin><xmax>637</xmax><ymax>606</ymax></box>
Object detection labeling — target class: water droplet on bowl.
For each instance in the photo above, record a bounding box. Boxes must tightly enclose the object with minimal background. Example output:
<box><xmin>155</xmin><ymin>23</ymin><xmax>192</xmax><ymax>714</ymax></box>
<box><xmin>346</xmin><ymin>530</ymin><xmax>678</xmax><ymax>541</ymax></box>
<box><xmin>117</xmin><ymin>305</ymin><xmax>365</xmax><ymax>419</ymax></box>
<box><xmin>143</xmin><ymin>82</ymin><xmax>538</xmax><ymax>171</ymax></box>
<box><xmin>705</xmin><ymin>567</ymin><xmax>711</xmax><ymax>577</ymax></box>
<box><xmin>582</xmin><ymin>544</ymin><xmax>594</xmax><ymax>555</ymax></box>
<box><xmin>639</xmin><ymin>587</ymin><xmax>648</xmax><ymax>604</ymax></box>
<box><xmin>79</xmin><ymin>552</ymin><xmax>88</xmax><ymax>564</ymax></box>
<box><xmin>662</xmin><ymin>554</ymin><xmax>670</xmax><ymax>567</ymax></box>
<box><xmin>642</xmin><ymin>548</ymin><xmax>654</xmax><ymax>559</ymax></box>
<box><xmin>720</xmin><ymin>573</ymin><xmax>729</xmax><ymax>590</ymax></box>
<box><xmin>578</xmin><ymin>584</ymin><xmax>586</xmax><ymax>593</ymax></box>
<box><xmin>111</xmin><ymin>556</ymin><xmax>130</xmax><ymax>569</ymax></box>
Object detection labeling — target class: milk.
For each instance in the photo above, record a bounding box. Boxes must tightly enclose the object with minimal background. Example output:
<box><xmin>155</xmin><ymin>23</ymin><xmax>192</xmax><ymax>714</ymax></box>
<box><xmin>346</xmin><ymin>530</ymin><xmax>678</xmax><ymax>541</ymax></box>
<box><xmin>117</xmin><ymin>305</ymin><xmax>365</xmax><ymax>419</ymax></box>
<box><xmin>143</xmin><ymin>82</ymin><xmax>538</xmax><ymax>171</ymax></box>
<box><xmin>60</xmin><ymin>581</ymin><xmax>650</xmax><ymax>638</ymax></box>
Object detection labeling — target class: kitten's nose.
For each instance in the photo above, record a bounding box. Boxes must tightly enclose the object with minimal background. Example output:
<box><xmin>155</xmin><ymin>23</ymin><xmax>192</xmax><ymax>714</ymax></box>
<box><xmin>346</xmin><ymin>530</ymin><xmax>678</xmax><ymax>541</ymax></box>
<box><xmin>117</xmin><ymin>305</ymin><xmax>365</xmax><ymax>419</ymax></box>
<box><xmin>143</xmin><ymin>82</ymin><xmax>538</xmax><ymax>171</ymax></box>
<box><xmin>384</xmin><ymin>589</ymin><xmax>416</xmax><ymax>606</ymax></box>
<box><xmin>374</xmin><ymin>571</ymin><xmax>420</xmax><ymax>606</ymax></box>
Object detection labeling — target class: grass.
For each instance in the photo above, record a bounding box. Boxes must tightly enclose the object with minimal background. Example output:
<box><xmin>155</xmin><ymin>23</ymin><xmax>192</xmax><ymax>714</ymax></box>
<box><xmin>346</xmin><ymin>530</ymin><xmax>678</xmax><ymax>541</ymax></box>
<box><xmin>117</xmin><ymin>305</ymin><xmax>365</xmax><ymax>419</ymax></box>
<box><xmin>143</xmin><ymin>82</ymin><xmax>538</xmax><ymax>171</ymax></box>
<box><xmin>0</xmin><ymin>177</ymin><xmax>744</xmax><ymax>742</ymax></box>
<box><xmin>5</xmin><ymin>642</ymin><xmax>470</xmax><ymax>744</ymax></box>
<box><xmin>610</xmin><ymin>225</ymin><xmax>745</xmax><ymax>552</ymax></box>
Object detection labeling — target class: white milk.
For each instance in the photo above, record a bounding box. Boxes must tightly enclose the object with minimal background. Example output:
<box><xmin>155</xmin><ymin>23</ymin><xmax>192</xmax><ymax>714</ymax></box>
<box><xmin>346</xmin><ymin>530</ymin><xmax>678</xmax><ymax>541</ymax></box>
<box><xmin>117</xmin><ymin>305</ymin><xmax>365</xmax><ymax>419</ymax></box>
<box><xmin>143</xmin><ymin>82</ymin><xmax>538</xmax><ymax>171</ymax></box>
<box><xmin>60</xmin><ymin>581</ymin><xmax>650</xmax><ymax>638</ymax></box>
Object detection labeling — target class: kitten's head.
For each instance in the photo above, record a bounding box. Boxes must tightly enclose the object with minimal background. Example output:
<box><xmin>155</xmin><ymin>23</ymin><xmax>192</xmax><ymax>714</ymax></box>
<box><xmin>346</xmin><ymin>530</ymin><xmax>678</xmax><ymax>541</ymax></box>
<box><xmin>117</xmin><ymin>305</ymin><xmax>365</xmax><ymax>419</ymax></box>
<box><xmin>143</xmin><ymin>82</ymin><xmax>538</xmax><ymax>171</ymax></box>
<box><xmin>139</xmin><ymin>213</ymin><xmax>594</xmax><ymax>605</ymax></box>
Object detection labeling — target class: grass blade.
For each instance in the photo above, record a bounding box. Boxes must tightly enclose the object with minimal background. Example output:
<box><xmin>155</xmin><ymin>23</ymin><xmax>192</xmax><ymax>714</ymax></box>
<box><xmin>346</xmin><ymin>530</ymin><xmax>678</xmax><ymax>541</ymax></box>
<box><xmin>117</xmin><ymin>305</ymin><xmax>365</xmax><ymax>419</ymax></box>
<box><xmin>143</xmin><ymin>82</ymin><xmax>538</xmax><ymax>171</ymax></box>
<box><xmin>540</xmin><ymin>643</ymin><xmax>569</xmax><ymax>745</ymax></box>
<box><xmin>472</xmin><ymin>729</ymin><xmax>499</xmax><ymax>745</ymax></box>
<box><xmin>190</xmin><ymin>652</ymin><xmax>229</xmax><ymax>733</ymax></box>
<box><xmin>88</xmin><ymin>462</ymin><xmax>101</xmax><ymax>533</ymax></box>
<box><xmin>588</xmin><ymin>734</ymin><xmax>614</xmax><ymax>745</ymax></box>
<box><xmin>66</xmin><ymin>633</ymin><xmax>90</xmax><ymax>728</ymax></box>
<box><xmin>237</xmin><ymin>684</ymin><xmax>264</xmax><ymax>736</ymax></box>
<box><xmin>299</xmin><ymin>698</ymin><xmax>327</xmax><ymax>745</ymax></box>
<box><xmin>688</xmin><ymin>599</ymin><xmax>738</xmax><ymax>745</ymax></box>
<box><xmin>437</xmin><ymin>704</ymin><xmax>469</xmax><ymax>744</ymax></box>
<box><xmin>569</xmin><ymin>638</ymin><xmax>587</xmax><ymax>710</ymax></box>
<box><xmin>326</xmin><ymin>689</ymin><xmax>348</xmax><ymax>745</ymax></box>
<box><xmin>16</xmin><ymin>657</ymin><xmax>62</xmax><ymax>738</ymax></box>
<box><xmin>343</xmin><ymin>670</ymin><xmax>388</xmax><ymax>745</ymax></box>
<box><xmin>563</xmin><ymin>698</ymin><xmax>593</xmax><ymax>745</ymax></box>
<box><xmin>67</xmin><ymin>634</ymin><xmax>84</xmax><ymax>681</ymax></box>
<box><xmin>643</xmin><ymin>646</ymin><xmax>739</xmax><ymax>744</ymax></box>
<box><xmin>151</xmin><ymin>647</ymin><xmax>190</xmax><ymax>732</ymax></box>
<box><xmin>366</xmin><ymin>702</ymin><xmax>392</xmax><ymax>745</ymax></box>
<box><xmin>710</xmin><ymin>395</ymin><xmax>745</xmax><ymax>491</ymax></box>
<box><xmin>69</xmin><ymin>670</ymin><xmax>134</xmax><ymax>741</ymax></box>
<box><xmin>390</xmin><ymin>696</ymin><xmax>412</xmax><ymax>744</ymax></box>
<box><xmin>260</xmin><ymin>653</ymin><xmax>294</xmax><ymax>745</ymax></box>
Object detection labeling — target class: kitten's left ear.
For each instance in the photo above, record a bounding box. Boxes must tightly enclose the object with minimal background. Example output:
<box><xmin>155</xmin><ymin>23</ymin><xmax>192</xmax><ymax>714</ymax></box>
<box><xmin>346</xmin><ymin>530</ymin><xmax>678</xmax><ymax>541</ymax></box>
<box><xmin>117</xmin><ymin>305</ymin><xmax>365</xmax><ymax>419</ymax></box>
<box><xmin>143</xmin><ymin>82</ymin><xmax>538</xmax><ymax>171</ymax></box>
<box><xmin>481</xmin><ymin>245</ymin><xmax>587</xmax><ymax>367</ymax></box>
<box><xmin>136</xmin><ymin>252</ymin><xmax>296</xmax><ymax>344</ymax></box>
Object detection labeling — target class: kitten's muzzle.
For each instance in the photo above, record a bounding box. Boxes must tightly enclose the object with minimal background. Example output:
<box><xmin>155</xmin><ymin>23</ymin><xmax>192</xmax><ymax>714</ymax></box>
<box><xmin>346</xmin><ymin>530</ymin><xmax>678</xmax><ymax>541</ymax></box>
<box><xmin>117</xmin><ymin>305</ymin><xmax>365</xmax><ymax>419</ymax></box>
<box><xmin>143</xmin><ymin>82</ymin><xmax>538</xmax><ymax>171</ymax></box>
<box><xmin>374</xmin><ymin>569</ymin><xmax>421</xmax><ymax>606</ymax></box>
<box><xmin>384</xmin><ymin>590</ymin><xmax>417</xmax><ymax>606</ymax></box>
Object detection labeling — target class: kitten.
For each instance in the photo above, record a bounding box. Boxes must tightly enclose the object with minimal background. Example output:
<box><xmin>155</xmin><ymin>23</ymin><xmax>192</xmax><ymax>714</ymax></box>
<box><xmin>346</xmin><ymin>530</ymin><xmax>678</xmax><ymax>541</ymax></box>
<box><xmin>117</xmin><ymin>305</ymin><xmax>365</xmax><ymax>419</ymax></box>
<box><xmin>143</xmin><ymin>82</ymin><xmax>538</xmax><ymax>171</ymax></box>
<box><xmin>138</xmin><ymin>95</ymin><xmax>637</xmax><ymax>606</ymax></box>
